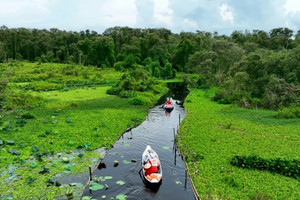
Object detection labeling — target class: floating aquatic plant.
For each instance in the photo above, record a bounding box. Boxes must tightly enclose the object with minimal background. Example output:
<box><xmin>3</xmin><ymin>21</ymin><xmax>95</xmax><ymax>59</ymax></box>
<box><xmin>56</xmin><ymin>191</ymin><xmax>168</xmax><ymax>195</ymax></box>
<box><xmin>176</xmin><ymin>181</ymin><xmax>182</xmax><ymax>185</ymax></box>
<box><xmin>122</xmin><ymin>160</ymin><xmax>131</xmax><ymax>164</ymax></box>
<box><xmin>89</xmin><ymin>181</ymin><xmax>104</xmax><ymax>191</ymax></box>
<box><xmin>29</xmin><ymin>162</ymin><xmax>37</xmax><ymax>168</ymax></box>
<box><xmin>116</xmin><ymin>180</ymin><xmax>125</xmax><ymax>185</ymax></box>
<box><xmin>104</xmin><ymin>176</ymin><xmax>113</xmax><ymax>180</ymax></box>
<box><xmin>116</xmin><ymin>194</ymin><xmax>127</xmax><ymax>200</ymax></box>
<box><xmin>163</xmin><ymin>146</ymin><xmax>170</xmax><ymax>150</ymax></box>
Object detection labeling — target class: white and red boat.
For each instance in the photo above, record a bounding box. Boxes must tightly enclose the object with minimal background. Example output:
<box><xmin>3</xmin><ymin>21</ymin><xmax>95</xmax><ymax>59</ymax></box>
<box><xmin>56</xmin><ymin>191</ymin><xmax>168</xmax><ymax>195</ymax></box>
<box><xmin>141</xmin><ymin>145</ymin><xmax>162</xmax><ymax>186</ymax></box>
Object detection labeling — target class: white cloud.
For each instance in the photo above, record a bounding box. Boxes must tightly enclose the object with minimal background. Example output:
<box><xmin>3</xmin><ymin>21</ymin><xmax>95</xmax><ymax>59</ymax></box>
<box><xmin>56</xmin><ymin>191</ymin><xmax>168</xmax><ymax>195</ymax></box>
<box><xmin>72</xmin><ymin>0</ymin><xmax>137</xmax><ymax>28</ymax></box>
<box><xmin>182</xmin><ymin>18</ymin><xmax>198</xmax><ymax>29</ymax></box>
<box><xmin>219</xmin><ymin>3</ymin><xmax>234</xmax><ymax>24</ymax></box>
<box><xmin>1</xmin><ymin>0</ymin><xmax>300</xmax><ymax>35</ymax></box>
<box><xmin>0</xmin><ymin>0</ymin><xmax>53</xmax><ymax>25</ymax></box>
<box><xmin>284</xmin><ymin>0</ymin><xmax>300</xmax><ymax>14</ymax></box>
<box><xmin>153</xmin><ymin>0</ymin><xmax>173</xmax><ymax>26</ymax></box>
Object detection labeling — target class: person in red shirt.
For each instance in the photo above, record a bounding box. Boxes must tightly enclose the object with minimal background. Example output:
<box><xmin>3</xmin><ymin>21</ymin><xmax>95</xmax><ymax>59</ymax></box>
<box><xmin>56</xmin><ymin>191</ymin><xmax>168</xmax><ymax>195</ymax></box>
<box><xmin>144</xmin><ymin>159</ymin><xmax>158</xmax><ymax>176</ymax></box>
<box><xmin>166</xmin><ymin>97</ymin><xmax>172</xmax><ymax>105</ymax></box>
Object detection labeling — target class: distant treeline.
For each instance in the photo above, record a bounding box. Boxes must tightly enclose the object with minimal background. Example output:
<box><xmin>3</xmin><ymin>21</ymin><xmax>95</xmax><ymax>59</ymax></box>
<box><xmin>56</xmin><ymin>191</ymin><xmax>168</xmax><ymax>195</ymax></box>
<box><xmin>1</xmin><ymin>25</ymin><xmax>300</xmax><ymax>109</ymax></box>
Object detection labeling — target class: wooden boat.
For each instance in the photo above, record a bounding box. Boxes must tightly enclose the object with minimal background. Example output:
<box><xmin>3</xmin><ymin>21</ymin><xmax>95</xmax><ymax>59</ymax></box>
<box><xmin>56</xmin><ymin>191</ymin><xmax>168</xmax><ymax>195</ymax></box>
<box><xmin>141</xmin><ymin>145</ymin><xmax>162</xmax><ymax>186</ymax></box>
<box><xmin>164</xmin><ymin>103</ymin><xmax>174</xmax><ymax>112</ymax></box>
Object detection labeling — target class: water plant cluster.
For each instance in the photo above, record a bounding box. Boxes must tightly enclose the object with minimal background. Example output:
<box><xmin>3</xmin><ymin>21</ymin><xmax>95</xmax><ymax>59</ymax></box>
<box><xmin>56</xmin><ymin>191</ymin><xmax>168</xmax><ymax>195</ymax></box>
<box><xmin>178</xmin><ymin>88</ymin><xmax>300</xmax><ymax>199</ymax></box>
<box><xmin>0</xmin><ymin>62</ymin><xmax>168</xmax><ymax>199</ymax></box>
<box><xmin>230</xmin><ymin>155</ymin><xmax>300</xmax><ymax>180</ymax></box>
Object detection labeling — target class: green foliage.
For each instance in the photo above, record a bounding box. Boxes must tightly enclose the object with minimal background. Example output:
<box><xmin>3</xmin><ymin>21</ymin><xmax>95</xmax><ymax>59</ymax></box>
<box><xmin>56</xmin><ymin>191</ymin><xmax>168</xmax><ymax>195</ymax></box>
<box><xmin>107</xmin><ymin>67</ymin><xmax>161</xmax><ymax>100</ymax></box>
<box><xmin>22</xmin><ymin>82</ymin><xmax>64</xmax><ymax>91</ymax></box>
<box><xmin>213</xmin><ymin>72</ymin><xmax>252</xmax><ymax>107</ymax></box>
<box><xmin>128</xmin><ymin>96</ymin><xmax>152</xmax><ymax>106</ymax></box>
<box><xmin>178</xmin><ymin>88</ymin><xmax>300</xmax><ymax>199</ymax></box>
<box><xmin>230</xmin><ymin>155</ymin><xmax>300</xmax><ymax>179</ymax></box>
<box><xmin>276</xmin><ymin>105</ymin><xmax>300</xmax><ymax>119</ymax></box>
<box><xmin>4</xmin><ymin>91</ymin><xmax>43</xmax><ymax>110</ymax></box>
<box><xmin>0</xmin><ymin>63</ymin><xmax>168</xmax><ymax>199</ymax></box>
<box><xmin>1</xmin><ymin>26</ymin><xmax>300</xmax><ymax>109</ymax></box>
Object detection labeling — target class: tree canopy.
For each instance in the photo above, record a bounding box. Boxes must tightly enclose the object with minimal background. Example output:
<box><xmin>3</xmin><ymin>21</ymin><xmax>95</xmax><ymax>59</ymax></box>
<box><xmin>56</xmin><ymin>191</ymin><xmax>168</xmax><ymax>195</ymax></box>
<box><xmin>1</xmin><ymin>25</ymin><xmax>300</xmax><ymax>109</ymax></box>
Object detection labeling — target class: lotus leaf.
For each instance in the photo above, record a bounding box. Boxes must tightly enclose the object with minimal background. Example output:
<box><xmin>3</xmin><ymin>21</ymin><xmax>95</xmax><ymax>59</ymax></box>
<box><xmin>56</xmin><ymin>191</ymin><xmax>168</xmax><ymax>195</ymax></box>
<box><xmin>104</xmin><ymin>176</ymin><xmax>113</xmax><ymax>180</ymax></box>
<box><xmin>116</xmin><ymin>194</ymin><xmax>127</xmax><ymax>200</ymax></box>
<box><xmin>89</xmin><ymin>182</ymin><xmax>104</xmax><ymax>191</ymax></box>
<box><xmin>122</xmin><ymin>160</ymin><xmax>131</xmax><ymax>164</ymax></box>
<box><xmin>29</xmin><ymin>162</ymin><xmax>37</xmax><ymax>168</ymax></box>
<box><xmin>116</xmin><ymin>180</ymin><xmax>125</xmax><ymax>185</ymax></box>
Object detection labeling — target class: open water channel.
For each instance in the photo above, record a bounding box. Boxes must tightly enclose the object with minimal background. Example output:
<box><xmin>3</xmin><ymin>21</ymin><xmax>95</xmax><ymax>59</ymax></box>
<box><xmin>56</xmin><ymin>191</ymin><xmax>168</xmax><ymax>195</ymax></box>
<box><xmin>81</xmin><ymin>83</ymin><xmax>196</xmax><ymax>200</ymax></box>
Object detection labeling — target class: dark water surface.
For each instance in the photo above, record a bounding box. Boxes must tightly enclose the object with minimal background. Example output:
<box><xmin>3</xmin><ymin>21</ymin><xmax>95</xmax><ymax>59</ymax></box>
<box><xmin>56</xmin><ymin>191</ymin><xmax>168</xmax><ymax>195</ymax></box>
<box><xmin>82</xmin><ymin>83</ymin><xmax>196</xmax><ymax>200</ymax></box>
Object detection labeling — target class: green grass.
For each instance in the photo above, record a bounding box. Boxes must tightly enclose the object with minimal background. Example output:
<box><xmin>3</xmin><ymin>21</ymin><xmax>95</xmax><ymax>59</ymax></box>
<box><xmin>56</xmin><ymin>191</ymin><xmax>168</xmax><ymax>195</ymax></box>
<box><xmin>178</xmin><ymin>88</ymin><xmax>300</xmax><ymax>200</ymax></box>
<box><xmin>0</xmin><ymin>62</ymin><xmax>169</xmax><ymax>199</ymax></box>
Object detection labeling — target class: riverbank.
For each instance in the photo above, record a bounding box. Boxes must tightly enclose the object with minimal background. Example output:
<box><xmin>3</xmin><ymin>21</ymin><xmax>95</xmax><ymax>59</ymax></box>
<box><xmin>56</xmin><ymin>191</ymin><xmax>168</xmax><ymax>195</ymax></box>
<box><xmin>178</xmin><ymin>88</ymin><xmax>300</xmax><ymax>200</ymax></box>
<box><xmin>0</xmin><ymin>62</ymin><xmax>169</xmax><ymax>199</ymax></box>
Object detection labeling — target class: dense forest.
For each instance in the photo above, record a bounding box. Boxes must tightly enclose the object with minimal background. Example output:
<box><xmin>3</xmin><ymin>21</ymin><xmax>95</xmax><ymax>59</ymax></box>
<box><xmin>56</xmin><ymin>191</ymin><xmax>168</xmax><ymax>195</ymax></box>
<box><xmin>1</xmin><ymin>25</ymin><xmax>300</xmax><ymax>111</ymax></box>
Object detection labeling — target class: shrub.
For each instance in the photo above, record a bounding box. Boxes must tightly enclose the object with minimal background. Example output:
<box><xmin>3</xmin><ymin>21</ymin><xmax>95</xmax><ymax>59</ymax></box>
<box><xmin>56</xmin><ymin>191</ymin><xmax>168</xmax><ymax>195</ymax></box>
<box><xmin>4</xmin><ymin>92</ymin><xmax>43</xmax><ymax>110</ymax></box>
<box><xmin>106</xmin><ymin>87</ymin><xmax>122</xmax><ymax>95</ymax></box>
<box><xmin>230</xmin><ymin>155</ymin><xmax>300</xmax><ymax>180</ymax></box>
<box><xmin>119</xmin><ymin>90</ymin><xmax>137</xmax><ymax>98</ymax></box>
<box><xmin>128</xmin><ymin>96</ymin><xmax>152</xmax><ymax>106</ymax></box>
<box><xmin>22</xmin><ymin>82</ymin><xmax>64</xmax><ymax>91</ymax></box>
<box><xmin>21</xmin><ymin>112</ymin><xmax>36</xmax><ymax>119</ymax></box>
<box><xmin>276</xmin><ymin>106</ymin><xmax>300</xmax><ymax>119</ymax></box>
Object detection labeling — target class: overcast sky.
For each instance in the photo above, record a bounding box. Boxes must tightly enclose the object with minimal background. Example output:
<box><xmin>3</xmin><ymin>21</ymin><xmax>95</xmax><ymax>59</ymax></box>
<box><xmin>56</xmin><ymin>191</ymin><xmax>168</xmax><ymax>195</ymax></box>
<box><xmin>1</xmin><ymin>0</ymin><xmax>300</xmax><ymax>35</ymax></box>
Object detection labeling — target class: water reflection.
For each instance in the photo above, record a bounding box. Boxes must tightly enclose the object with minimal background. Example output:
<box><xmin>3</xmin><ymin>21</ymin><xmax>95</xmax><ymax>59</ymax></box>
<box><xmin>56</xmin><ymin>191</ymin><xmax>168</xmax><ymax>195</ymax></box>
<box><xmin>82</xmin><ymin>82</ymin><xmax>195</xmax><ymax>200</ymax></box>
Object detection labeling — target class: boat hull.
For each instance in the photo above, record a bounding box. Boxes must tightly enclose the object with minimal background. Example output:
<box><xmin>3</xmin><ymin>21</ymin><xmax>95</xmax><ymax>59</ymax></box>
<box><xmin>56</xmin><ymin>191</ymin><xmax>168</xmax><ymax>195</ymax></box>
<box><xmin>141</xmin><ymin>145</ymin><xmax>162</xmax><ymax>186</ymax></box>
<box><xmin>164</xmin><ymin>104</ymin><xmax>174</xmax><ymax>112</ymax></box>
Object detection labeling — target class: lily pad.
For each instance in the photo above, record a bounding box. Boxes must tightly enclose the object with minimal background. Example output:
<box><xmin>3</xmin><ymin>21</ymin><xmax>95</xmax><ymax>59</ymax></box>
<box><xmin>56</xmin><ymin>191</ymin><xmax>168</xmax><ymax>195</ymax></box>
<box><xmin>90</xmin><ymin>182</ymin><xmax>104</xmax><ymax>191</ymax></box>
<box><xmin>122</xmin><ymin>160</ymin><xmax>131</xmax><ymax>164</ymax></box>
<box><xmin>176</xmin><ymin>181</ymin><xmax>182</xmax><ymax>185</ymax></box>
<box><xmin>104</xmin><ymin>176</ymin><xmax>113</xmax><ymax>180</ymax></box>
<box><xmin>116</xmin><ymin>194</ymin><xmax>127</xmax><ymax>200</ymax></box>
<box><xmin>116</xmin><ymin>180</ymin><xmax>125</xmax><ymax>185</ymax></box>
<box><xmin>102</xmin><ymin>195</ymin><xmax>107</xmax><ymax>199</ymax></box>
<box><xmin>82</xmin><ymin>196</ymin><xmax>92</xmax><ymax>200</ymax></box>
<box><xmin>29</xmin><ymin>162</ymin><xmax>38</xmax><ymax>168</ymax></box>
<box><xmin>124</xmin><ymin>143</ymin><xmax>130</xmax><ymax>147</ymax></box>
<box><xmin>162</xmin><ymin>146</ymin><xmax>170</xmax><ymax>150</ymax></box>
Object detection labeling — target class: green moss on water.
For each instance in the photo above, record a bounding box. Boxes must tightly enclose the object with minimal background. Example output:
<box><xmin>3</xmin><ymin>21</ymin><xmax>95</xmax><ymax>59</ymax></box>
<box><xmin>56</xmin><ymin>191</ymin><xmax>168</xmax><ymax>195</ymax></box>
<box><xmin>178</xmin><ymin>88</ymin><xmax>300</xmax><ymax>200</ymax></box>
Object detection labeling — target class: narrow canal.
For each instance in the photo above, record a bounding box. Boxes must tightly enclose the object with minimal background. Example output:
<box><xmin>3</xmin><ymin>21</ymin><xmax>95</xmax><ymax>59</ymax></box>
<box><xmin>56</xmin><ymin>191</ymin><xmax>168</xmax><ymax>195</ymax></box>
<box><xmin>82</xmin><ymin>83</ymin><xmax>196</xmax><ymax>200</ymax></box>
